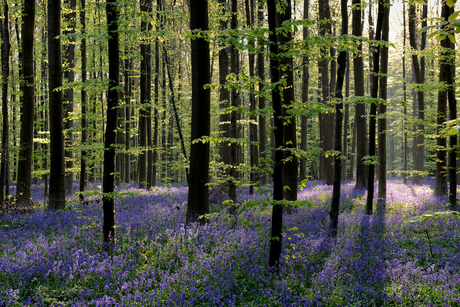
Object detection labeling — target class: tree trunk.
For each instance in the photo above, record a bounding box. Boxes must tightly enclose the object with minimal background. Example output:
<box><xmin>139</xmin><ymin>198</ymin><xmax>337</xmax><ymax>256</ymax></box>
<box><xmin>319</xmin><ymin>0</ymin><xmax>333</xmax><ymax>185</ymax></box>
<box><xmin>257</xmin><ymin>0</ymin><xmax>267</xmax><ymax>185</ymax></box>
<box><xmin>366</xmin><ymin>0</ymin><xmax>384</xmax><ymax>215</ymax></box>
<box><xmin>279</xmin><ymin>0</ymin><xmax>297</xmax><ymax>202</ymax></box>
<box><xmin>330</xmin><ymin>0</ymin><xmax>348</xmax><ymax>235</ymax></box>
<box><xmin>353</xmin><ymin>0</ymin><xmax>367</xmax><ymax>190</ymax></box>
<box><xmin>103</xmin><ymin>0</ymin><xmax>119</xmax><ymax>247</ymax></box>
<box><xmin>80</xmin><ymin>0</ymin><xmax>87</xmax><ymax>199</ymax></box>
<box><xmin>403</xmin><ymin>2</ymin><xmax>408</xmax><ymax>185</ymax></box>
<box><xmin>186</xmin><ymin>0</ymin><xmax>211</xmax><ymax>224</ymax></box>
<box><xmin>409</xmin><ymin>3</ymin><xmax>426</xmax><ymax>184</ymax></box>
<box><xmin>267</xmin><ymin>0</ymin><xmax>284</xmax><ymax>271</ymax></box>
<box><xmin>64</xmin><ymin>0</ymin><xmax>76</xmax><ymax>196</ymax></box>
<box><xmin>16</xmin><ymin>0</ymin><xmax>36</xmax><ymax>207</ymax></box>
<box><xmin>0</xmin><ymin>1</ymin><xmax>10</xmax><ymax>201</ymax></box>
<box><xmin>377</xmin><ymin>3</ymin><xmax>390</xmax><ymax>207</ymax></box>
<box><xmin>48</xmin><ymin>0</ymin><xmax>66</xmax><ymax>210</ymax></box>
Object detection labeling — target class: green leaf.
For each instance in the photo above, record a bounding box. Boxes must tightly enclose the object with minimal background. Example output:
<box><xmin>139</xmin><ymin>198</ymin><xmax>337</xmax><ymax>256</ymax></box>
<box><xmin>447</xmin><ymin>0</ymin><xmax>456</xmax><ymax>7</ymax></box>
<box><xmin>449</xmin><ymin>11</ymin><xmax>460</xmax><ymax>21</ymax></box>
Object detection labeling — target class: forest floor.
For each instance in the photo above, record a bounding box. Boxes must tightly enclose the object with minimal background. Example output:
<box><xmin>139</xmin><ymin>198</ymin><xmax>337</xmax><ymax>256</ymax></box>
<box><xmin>0</xmin><ymin>179</ymin><xmax>459</xmax><ymax>306</ymax></box>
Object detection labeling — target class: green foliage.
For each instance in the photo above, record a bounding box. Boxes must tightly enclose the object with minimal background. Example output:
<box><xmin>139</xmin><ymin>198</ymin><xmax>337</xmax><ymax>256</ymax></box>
<box><xmin>402</xmin><ymin>210</ymin><xmax>460</xmax><ymax>228</ymax></box>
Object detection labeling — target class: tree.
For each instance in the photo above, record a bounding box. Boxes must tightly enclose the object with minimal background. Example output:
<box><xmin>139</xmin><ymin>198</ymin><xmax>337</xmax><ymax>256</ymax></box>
<box><xmin>64</xmin><ymin>0</ymin><xmax>77</xmax><ymax>195</ymax></box>
<box><xmin>186</xmin><ymin>0</ymin><xmax>211</xmax><ymax>224</ymax></box>
<box><xmin>366</xmin><ymin>0</ymin><xmax>385</xmax><ymax>215</ymax></box>
<box><xmin>377</xmin><ymin>0</ymin><xmax>390</xmax><ymax>205</ymax></box>
<box><xmin>257</xmin><ymin>0</ymin><xmax>267</xmax><ymax>185</ymax></box>
<box><xmin>352</xmin><ymin>0</ymin><xmax>367</xmax><ymax>190</ymax></box>
<box><xmin>299</xmin><ymin>0</ymin><xmax>309</xmax><ymax>183</ymax></box>
<box><xmin>103</xmin><ymin>0</ymin><xmax>119</xmax><ymax>246</ymax></box>
<box><xmin>330</xmin><ymin>0</ymin><xmax>348</xmax><ymax>235</ymax></box>
<box><xmin>279</xmin><ymin>0</ymin><xmax>297</xmax><ymax>202</ymax></box>
<box><xmin>318</xmin><ymin>0</ymin><xmax>333</xmax><ymax>185</ymax></box>
<box><xmin>80</xmin><ymin>0</ymin><xmax>88</xmax><ymax>199</ymax></box>
<box><xmin>409</xmin><ymin>1</ymin><xmax>427</xmax><ymax>184</ymax></box>
<box><xmin>0</xmin><ymin>0</ymin><xmax>10</xmax><ymax>201</ymax></box>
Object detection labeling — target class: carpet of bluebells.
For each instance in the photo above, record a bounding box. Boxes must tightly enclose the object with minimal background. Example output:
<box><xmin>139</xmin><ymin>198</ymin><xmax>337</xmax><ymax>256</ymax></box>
<box><xmin>1</xmin><ymin>179</ymin><xmax>460</xmax><ymax>306</ymax></box>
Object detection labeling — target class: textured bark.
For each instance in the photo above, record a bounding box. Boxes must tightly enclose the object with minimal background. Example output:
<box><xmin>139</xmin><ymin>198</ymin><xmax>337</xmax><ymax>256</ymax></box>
<box><xmin>366</xmin><ymin>0</ymin><xmax>384</xmax><ymax>215</ymax></box>
<box><xmin>377</xmin><ymin>3</ymin><xmax>390</xmax><ymax>207</ymax></box>
<box><xmin>257</xmin><ymin>1</ymin><xmax>267</xmax><ymax>185</ymax></box>
<box><xmin>435</xmin><ymin>7</ymin><xmax>449</xmax><ymax>196</ymax></box>
<box><xmin>228</xmin><ymin>0</ymin><xmax>239</xmax><ymax>210</ymax></box>
<box><xmin>48</xmin><ymin>0</ymin><xmax>66</xmax><ymax>210</ymax></box>
<box><xmin>186</xmin><ymin>0</ymin><xmax>210</xmax><ymax>224</ymax></box>
<box><xmin>300</xmin><ymin>0</ymin><xmax>309</xmax><ymax>182</ymax></box>
<box><xmin>16</xmin><ymin>0</ymin><xmax>36</xmax><ymax>206</ymax></box>
<box><xmin>246</xmin><ymin>0</ymin><xmax>258</xmax><ymax>194</ymax></box>
<box><xmin>278</xmin><ymin>0</ymin><xmax>297</xmax><ymax>201</ymax></box>
<box><xmin>267</xmin><ymin>0</ymin><xmax>284</xmax><ymax>271</ymax></box>
<box><xmin>409</xmin><ymin>3</ymin><xmax>426</xmax><ymax>184</ymax></box>
<box><xmin>146</xmin><ymin>0</ymin><xmax>153</xmax><ymax>189</ymax></box>
<box><xmin>319</xmin><ymin>0</ymin><xmax>333</xmax><ymax>185</ymax></box>
<box><xmin>64</xmin><ymin>0</ymin><xmax>76</xmax><ymax>195</ymax></box>
<box><xmin>103</xmin><ymin>0</ymin><xmax>119</xmax><ymax>246</ymax></box>
<box><xmin>80</xmin><ymin>0</ymin><xmax>87</xmax><ymax>199</ymax></box>
<box><xmin>352</xmin><ymin>0</ymin><xmax>367</xmax><ymax>190</ymax></box>
<box><xmin>403</xmin><ymin>2</ymin><xmax>408</xmax><ymax>185</ymax></box>
<box><xmin>0</xmin><ymin>2</ymin><xmax>10</xmax><ymax>200</ymax></box>
<box><xmin>330</xmin><ymin>0</ymin><xmax>348</xmax><ymax>235</ymax></box>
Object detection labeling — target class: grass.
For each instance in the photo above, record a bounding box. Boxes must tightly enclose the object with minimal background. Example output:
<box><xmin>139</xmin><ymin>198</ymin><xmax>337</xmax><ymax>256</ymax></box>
<box><xmin>0</xmin><ymin>179</ymin><xmax>460</xmax><ymax>306</ymax></box>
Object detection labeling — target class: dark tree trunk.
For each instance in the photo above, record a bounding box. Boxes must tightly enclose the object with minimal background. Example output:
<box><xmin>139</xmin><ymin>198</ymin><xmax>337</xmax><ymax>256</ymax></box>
<box><xmin>48</xmin><ymin>0</ymin><xmax>66</xmax><ymax>210</ymax></box>
<box><xmin>153</xmin><ymin>37</ymin><xmax>159</xmax><ymax>186</ymax></box>
<box><xmin>228</xmin><ymin>0</ymin><xmax>239</xmax><ymax>209</ymax></box>
<box><xmin>16</xmin><ymin>0</ymin><xmax>36</xmax><ymax>207</ymax></box>
<box><xmin>0</xmin><ymin>1</ymin><xmax>10</xmax><ymax>201</ymax></box>
<box><xmin>146</xmin><ymin>0</ymin><xmax>153</xmax><ymax>189</ymax></box>
<box><xmin>80</xmin><ymin>0</ymin><xmax>87</xmax><ymax>199</ymax></box>
<box><xmin>257</xmin><ymin>1</ymin><xmax>267</xmax><ymax>185</ymax></box>
<box><xmin>377</xmin><ymin>3</ymin><xmax>390</xmax><ymax>207</ymax></box>
<box><xmin>186</xmin><ymin>0</ymin><xmax>210</xmax><ymax>224</ymax></box>
<box><xmin>64</xmin><ymin>0</ymin><xmax>76</xmax><ymax>196</ymax></box>
<box><xmin>342</xmin><ymin>54</ymin><xmax>350</xmax><ymax>181</ymax></box>
<box><xmin>246</xmin><ymin>0</ymin><xmax>258</xmax><ymax>194</ymax></box>
<box><xmin>218</xmin><ymin>0</ymin><xmax>231</xmax><ymax>182</ymax></box>
<box><xmin>319</xmin><ymin>0</ymin><xmax>333</xmax><ymax>185</ymax></box>
<box><xmin>436</xmin><ymin>5</ymin><xmax>450</xmax><ymax>196</ymax></box>
<box><xmin>409</xmin><ymin>3</ymin><xmax>426</xmax><ymax>184</ymax></box>
<box><xmin>279</xmin><ymin>0</ymin><xmax>297</xmax><ymax>202</ymax></box>
<box><xmin>267</xmin><ymin>0</ymin><xmax>284</xmax><ymax>271</ymax></box>
<box><xmin>403</xmin><ymin>2</ymin><xmax>409</xmax><ymax>185</ymax></box>
<box><xmin>352</xmin><ymin>0</ymin><xmax>367</xmax><ymax>190</ymax></box>
<box><xmin>300</xmin><ymin>0</ymin><xmax>309</xmax><ymax>183</ymax></box>
<box><xmin>366</xmin><ymin>0</ymin><xmax>384</xmax><ymax>215</ymax></box>
<box><xmin>329</xmin><ymin>0</ymin><xmax>348</xmax><ymax>235</ymax></box>
<box><xmin>443</xmin><ymin>4</ymin><xmax>457</xmax><ymax>208</ymax></box>
<box><xmin>103</xmin><ymin>0</ymin><xmax>119</xmax><ymax>247</ymax></box>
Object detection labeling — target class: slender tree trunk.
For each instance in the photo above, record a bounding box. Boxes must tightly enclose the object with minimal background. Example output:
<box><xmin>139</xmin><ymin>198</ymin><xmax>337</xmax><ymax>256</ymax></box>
<box><xmin>342</xmin><ymin>54</ymin><xmax>350</xmax><ymax>181</ymax></box>
<box><xmin>366</xmin><ymin>0</ymin><xmax>384</xmax><ymax>215</ymax></box>
<box><xmin>353</xmin><ymin>0</ymin><xmax>367</xmax><ymax>189</ymax></box>
<box><xmin>409</xmin><ymin>3</ymin><xmax>426</xmax><ymax>184</ymax></box>
<box><xmin>319</xmin><ymin>0</ymin><xmax>333</xmax><ymax>185</ymax></box>
<box><xmin>186</xmin><ymin>0</ymin><xmax>211</xmax><ymax>224</ymax></box>
<box><xmin>330</xmin><ymin>0</ymin><xmax>348</xmax><ymax>235</ymax></box>
<box><xmin>64</xmin><ymin>0</ymin><xmax>76</xmax><ymax>195</ymax></box>
<box><xmin>403</xmin><ymin>2</ymin><xmax>408</xmax><ymax>184</ymax></box>
<box><xmin>146</xmin><ymin>0</ymin><xmax>153</xmax><ymax>189</ymax></box>
<box><xmin>267</xmin><ymin>0</ymin><xmax>284</xmax><ymax>271</ymax></box>
<box><xmin>377</xmin><ymin>3</ymin><xmax>390</xmax><ymax>207</ymax></box>
<box><xmin>279</xmin><ymin>0</ymin><xmax>297</xmax><ymax>202</ymax></box>
<box><xmin>300</xmin><ymin>0</ymin><xmax>309</xmax><ymax>183</ymax></box>
<box><xmin>103</xmin><ymin>0</ymin><xmax>119</xmax><ymax>247</ymax></box>
<box><xmin>0</xmin><ymin>1</ymin><xmax>10</xmax><ymax>201</ymax></box>
<box><xmin>257</xmin><ymin>1</ymin><xmax>267</xmax><ymax>185</ymax></box>
<box><xmin>80</xmin><ymin>0</ymin><xmax>87</xmax><ymax>199</ymax></box>
<box><xmin>16</xmin><ymin>0</ymin><xmax>36</xmax><ymax>207</ymax></box>
<box><xmin>436</xmin><ymin>5</ymin><xmax>449</xmax><ymax>196</ymax></box>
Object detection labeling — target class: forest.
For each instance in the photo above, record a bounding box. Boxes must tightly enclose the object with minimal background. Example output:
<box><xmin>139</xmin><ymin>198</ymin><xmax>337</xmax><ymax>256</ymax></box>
<box><xmin>1</xmin><ymin>0</ymin><xmax>460</xmax><ymax>304</ymax></box>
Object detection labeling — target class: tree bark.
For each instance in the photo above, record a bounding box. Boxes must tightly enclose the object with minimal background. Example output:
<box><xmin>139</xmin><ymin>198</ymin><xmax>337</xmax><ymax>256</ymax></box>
<box><xmin>80</xmin><ymin>0</ymin><xmax>87</xmax><ymax>199</ymax></box>
<box><xmin>48</xmin><ymin>0</ymin><xmax>66</xmax><ymax>210</ymax></box>
<box><xmin>352</xmin><ymin>0</ymin><xmax>367</xmax><ymax>190</ymax></box>
<box><xmin>268</xmin><ymin>0</ymin><xmax>284</xmax><ymax>271</ymax></box>
<box><xmin>257</xmin><ymin>0</ymin><xmax>267</xmax><ymax>185</ymax></box>
<box><xmin>64</xmin><ymin>0</ymin><xmax>76</xmax><ymax>196</ymax></box>
<box><xmin>16</xmin><ymin>0</ymin><xmax>36</xmax><ymax>207</ymax></box>
<box><xmin>103</xmin><ymin>0</ymin><xmax>119</xmax><ymax>247</ymax></box>
<box><xmin>0</xmin><ymin>1</ymin><xmax>10</xmax><ymax>201</ymax></box>
<box><xmin>186</xmin><ymin>0</ymin><xmax>211</xmax><ymax>224</ymax></box>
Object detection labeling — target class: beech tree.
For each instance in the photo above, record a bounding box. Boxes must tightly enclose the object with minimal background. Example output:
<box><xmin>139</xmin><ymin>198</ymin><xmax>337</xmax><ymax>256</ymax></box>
<box><xmin>186</xmin><ymin>0</ymin><xmax>211</xmax><ymax>224</ymax></box>
<box><xmin>103</xmin><ymin>0</ymin><xmax>119</xmax><ymax>246</ymax></box>
<box><xmin>16</xmin><ymin>0</ymin><xmax>36</xmax><ymax>206</ymax></box>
